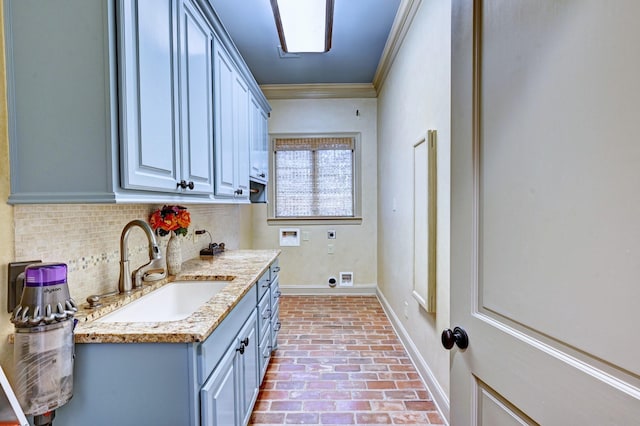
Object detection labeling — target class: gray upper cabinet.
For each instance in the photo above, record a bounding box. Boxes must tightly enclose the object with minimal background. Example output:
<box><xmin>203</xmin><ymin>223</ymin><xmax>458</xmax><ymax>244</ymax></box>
<box><xmin>233</xmin><ymin>68</ymin><xmax>251</xmax><ymax>200</ymax></box>
<box><xmin>213</xmin><ymin>40</ymin><xmax>236</xmax><ymax>198</ymax></box>
<box><xmin>213</xmin><ymin>39</ymin><xmax>250</xmax><ymax>200</ymax></box>
<box><xmin>4</xmin><ymin>0</ymin><xmax>269</xmax><ymax>204</ymax></box>
<box><xmin>5</xmin><ymin>0</ymin><xmax>121</xmax><ymax>203</ymax></box>
<box><xmin>120</xmin><ymin>0</ymin><xmax>214</xmax><ymax>195</ymax></box>
<box><xmin>249</xmin><ymin>92</ymin><xmax>269</xmax><ymax>183</ymax></box>
<box><xmin>180</xmin><ymin>0</ymin><xmax>215</xmax><ymax>194</ymax></box>
<box><xmin>119</xmin><ymin>0</ymin><xmax>182</xmax><ymax>193</ymax></box>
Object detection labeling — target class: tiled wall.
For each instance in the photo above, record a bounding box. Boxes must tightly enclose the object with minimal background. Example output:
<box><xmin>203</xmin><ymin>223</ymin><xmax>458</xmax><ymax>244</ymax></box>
<box><xmin>13</xmin><ymin>204</ymin><xmax>248</xmax><ymax>304</ymax></box>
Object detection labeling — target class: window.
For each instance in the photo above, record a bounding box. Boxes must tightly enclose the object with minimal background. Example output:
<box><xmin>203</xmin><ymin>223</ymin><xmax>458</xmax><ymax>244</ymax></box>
<box><xmin>271</xmin><ymin>135</ymin><xmax>360</xmax><ymax>220</ymax></box>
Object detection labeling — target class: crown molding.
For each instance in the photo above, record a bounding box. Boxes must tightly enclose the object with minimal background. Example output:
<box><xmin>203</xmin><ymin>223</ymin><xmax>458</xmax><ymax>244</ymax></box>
<box><xmin>373</xmin><ymin>0</ymin><xmax>423</xmax><ymax>92</ymax></box>
<box><xmin>260</xmin><ymin>83</ymin><xmax>377</xmax><ymax>100</ymax></box>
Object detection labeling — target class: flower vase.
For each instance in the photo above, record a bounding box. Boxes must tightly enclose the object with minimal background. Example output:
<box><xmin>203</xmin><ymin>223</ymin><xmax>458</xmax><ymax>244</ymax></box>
<box><xmin>166</xmin><ymin>233</ymin><xmax>182</xmax><ymax>275</ymax></box>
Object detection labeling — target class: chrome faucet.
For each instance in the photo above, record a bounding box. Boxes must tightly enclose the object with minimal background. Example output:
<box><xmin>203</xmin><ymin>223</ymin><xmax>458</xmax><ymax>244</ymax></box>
<box><xmin>119</xmin><ymin>219</ymin><xmax>165</xmax><ymax>293</ymax></box>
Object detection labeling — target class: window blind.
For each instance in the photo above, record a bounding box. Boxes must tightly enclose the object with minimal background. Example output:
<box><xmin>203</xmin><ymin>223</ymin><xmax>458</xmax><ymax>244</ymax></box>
<box><xmin>274</xmin><ymin>137</ymin><xmax>354</xmax><ymax>217</ymax></box>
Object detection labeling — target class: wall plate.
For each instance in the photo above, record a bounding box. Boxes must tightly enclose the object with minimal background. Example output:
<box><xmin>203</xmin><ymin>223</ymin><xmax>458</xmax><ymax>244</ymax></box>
<box><xmin>339</xmin><ymin>272</ymin><xmax>354</xmax><ymax>287</ymax></box>
<box><xmin>7</xmin><ymin>260</ymin><xmax>41</xmax><ymax>313</ymax></box>
<box><xmin>279</xmin><ymin>228</ymin><xmax>300</xmax><ymax>246</ymax></box>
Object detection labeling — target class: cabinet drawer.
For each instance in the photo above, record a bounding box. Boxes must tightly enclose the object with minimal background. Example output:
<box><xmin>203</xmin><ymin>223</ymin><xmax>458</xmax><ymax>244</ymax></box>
<box><xmin>269</xmin><ymin>259</ymin><xmax>280</xmax><ymax>282</ymax></box>
<box><xmin>270</xmin><ymin>276</ymin><xmax>281</xmax><ymax>309</ymax></box>
<box><xmin>258</xmin><ymin>329</ymin><xmax>271</xmax><ymax>382</ymax></box>
<box><xmin>197</xmin><ymin>285</ymin><xmax>257</xmax><ymax>385</ymax></box>
<box><xmin>271</xmin><ymin>303</ymin><xmax>281</xmax><ymax>351</ymax></box>
<box><xmin>256</xmin><ymin>271</ymin><xmax>270</xmax><ymax>302</ymax></box>
<box><xmin>257</xmin><ymin>290</ymin><xmax>271</xmax><ymax>340</ymax></box>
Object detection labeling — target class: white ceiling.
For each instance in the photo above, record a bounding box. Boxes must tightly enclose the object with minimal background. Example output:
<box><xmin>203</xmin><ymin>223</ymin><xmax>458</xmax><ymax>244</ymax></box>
<box><xmin>209</xmin><ymin>0</ymin><xmax>401</xmax><ymax>85</ymax></box>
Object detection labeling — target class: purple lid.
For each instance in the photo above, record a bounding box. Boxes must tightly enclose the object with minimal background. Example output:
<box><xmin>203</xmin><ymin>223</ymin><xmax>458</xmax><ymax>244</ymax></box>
<box><xmin>25</xmin><ymin>263</ymin><xmax>67</xmax><ymax>287</ymax></box>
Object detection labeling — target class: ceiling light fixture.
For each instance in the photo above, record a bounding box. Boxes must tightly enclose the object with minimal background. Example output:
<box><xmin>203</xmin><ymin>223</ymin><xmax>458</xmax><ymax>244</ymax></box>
<box><xmin>270</xmin><ymin>0</ymin><xmax>334</xmax><ymax>53</ymax></box>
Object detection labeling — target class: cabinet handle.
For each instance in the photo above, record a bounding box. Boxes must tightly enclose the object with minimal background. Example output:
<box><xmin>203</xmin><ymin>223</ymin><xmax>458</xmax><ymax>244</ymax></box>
<box><xmin>177</xmin><ymin>180</ymin><xmax>195</xmax><ymax>190</ymax></box>
<box><xmin>259</xmin><ymin>173</ymin><xmax>266</xmax><ymax>178</ymax></box>
<box><xmin>274</xmin><ymin>322</ymin><xmax>281</xmax><ymax>332</ymax></box>
<box><xmin>263</xmin><ymin>309</ymin><xmax>271</xmax><ymax>320</ymax></box>
<box><xmin>262</xmin><ymin>280</ymin><xmax>270</xmax><ymax>288</ymax></box>
<box><xmin>237</xmin><ymin>337</ymin><xmax>249</xmax><ymax>355</ymax></box>
<box><xmin>274</xmin><ymin>290</ymin><xmax>281</xmax><ymax>298</ymax></box>
<box><xmin>272</xmin><ymin>266</ymin><xmax>281</xmax><ymax>273</ymax></box>
<box><xmin>234</xmin><ymin>188</ymin><xmax>243</xmax><ymax>196</ymax></box>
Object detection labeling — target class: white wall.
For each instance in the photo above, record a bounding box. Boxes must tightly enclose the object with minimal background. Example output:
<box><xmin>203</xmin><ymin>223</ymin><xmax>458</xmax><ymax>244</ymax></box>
<box><xmin>376</xmin><ymin>0</ymin><xmax>452</xmax><ymax>410</ymax></box>
<box><xmin>251</xmin><ymin>98</ymin><xmax>377</xmax><ymax>291</ymax></box>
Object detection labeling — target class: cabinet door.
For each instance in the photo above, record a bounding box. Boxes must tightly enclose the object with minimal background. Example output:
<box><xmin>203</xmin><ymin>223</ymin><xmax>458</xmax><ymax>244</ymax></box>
<box><xmin>201</xmin><ymin>343</ymin><xmax>238</xmax><ymax>426</ymax></box>
<box><xmin>249</xmin><ymin>93</ymin><xmax>269</xmax><ymax>182</ymax></box>
<box><xmin>233</xmin><ymin>74</ymin><xmax>250</xmax><ymax>199</ymax></box>
<box><xmin>119</xmin><ymin>0</ymin><xmax>181</xmax><ymax>192</ymax></box>
<box><xmin>179</xmin><ymin>0</ymin><xmax>214</xmax><ymax>194</ymax></box>
<box><xmin>213</xmin><ymin>40</ymin><xmax>237</xmax><ymax>197</ymax></box>
<box><xmin>238</xmin><ymin>312</ymin><xmax>259</xmax><ymax>426</ymax></box>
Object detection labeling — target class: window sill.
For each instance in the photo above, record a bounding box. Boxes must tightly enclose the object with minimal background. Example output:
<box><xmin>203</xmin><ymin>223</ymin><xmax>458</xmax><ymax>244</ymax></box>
<box><xmin>267</xmin><ymin>217</ymin><xmax>363</xmax><ymax>226</ymax></box>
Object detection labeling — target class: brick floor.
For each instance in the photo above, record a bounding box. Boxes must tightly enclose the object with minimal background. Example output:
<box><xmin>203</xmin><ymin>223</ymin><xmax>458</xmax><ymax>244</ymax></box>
<box><xmin>249</xmin><ymin>296</ymin><xmax>446</xmax><ymax>425</ymax></box>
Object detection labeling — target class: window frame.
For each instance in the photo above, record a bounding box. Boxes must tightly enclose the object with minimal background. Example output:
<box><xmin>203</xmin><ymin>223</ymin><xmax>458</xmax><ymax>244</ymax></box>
<box><xmin>267</xmin><ymin>132</ymin><xmax>362</xmax><ymax>224</ymax></box>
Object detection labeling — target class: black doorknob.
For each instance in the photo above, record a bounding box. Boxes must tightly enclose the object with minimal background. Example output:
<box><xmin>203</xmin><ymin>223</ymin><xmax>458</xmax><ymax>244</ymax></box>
<box><xmin>441</xmin><ymin>326</ymin><xmax>469</xmax><ymax>350</ymax></box>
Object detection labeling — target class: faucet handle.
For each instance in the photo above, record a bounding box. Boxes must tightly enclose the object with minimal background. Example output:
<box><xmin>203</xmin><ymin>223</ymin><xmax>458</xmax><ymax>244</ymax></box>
<box><xmin>143</xmin><ymin>269</ymin><xmax>167</xmax><ymax>282</ymax></box>
<box><xmin>87</xmin><ymin>295</ymin><xmax>101</xmax><ymax>308</ymax></box>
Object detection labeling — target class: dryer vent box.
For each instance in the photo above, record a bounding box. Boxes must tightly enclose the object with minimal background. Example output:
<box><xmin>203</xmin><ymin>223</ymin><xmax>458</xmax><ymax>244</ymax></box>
<box><xmin>279</xmin><ymin>228</ymin><xmax>300</xmax><ymax>246</ymax></box>
<box><xmin>339</xmin><ymin>272</ymin><xmax>353</xmax><ymax>287</ymax></box>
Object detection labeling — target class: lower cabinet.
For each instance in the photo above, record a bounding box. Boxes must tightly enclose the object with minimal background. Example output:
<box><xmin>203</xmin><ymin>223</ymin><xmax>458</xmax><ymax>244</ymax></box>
<box><xmin>201</xmin><ymin>346</ymin><xmax>237</xmax><ymax>425</ymax></box>
<box><xmin>55</xmin><ymin>259</ymin><xmax>279</xmax><ymax>426</ymax></box>
<box><xmin>270</xmin><ymin>261</ymin><xmax>282</xmax><ymax>351</ymax></box>
<box><xmin>201</xmin><ymin>311</ymin><xmax>258</xmax><ymax>426</ymax></box>
<box><xmin>257</xmin><ymin>259</ymin><xmax>281</xmax><ymax>382</ymax></box>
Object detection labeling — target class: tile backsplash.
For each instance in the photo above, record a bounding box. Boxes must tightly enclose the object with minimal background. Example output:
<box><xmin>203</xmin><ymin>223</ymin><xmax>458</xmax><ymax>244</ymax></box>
<box><xmin>14</xmin><ymin>203</ymin><xmax>248</xmax><ymax>303</ymax></box>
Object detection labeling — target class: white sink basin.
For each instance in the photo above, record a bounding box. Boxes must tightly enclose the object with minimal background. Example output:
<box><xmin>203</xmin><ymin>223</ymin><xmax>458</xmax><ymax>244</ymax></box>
<box><xmin>97</xmin><ymin>280</ymin><xmax>230</xmax><ymax>323</ymax></box>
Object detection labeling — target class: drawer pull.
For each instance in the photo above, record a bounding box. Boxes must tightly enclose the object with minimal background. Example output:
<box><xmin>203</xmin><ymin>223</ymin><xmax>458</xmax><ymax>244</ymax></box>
<box><xmin>263</xmin><ymin>309</ymin><xmax>271</xmax><ymax>320</ymax></box>
<box><xmin>237</xmin><ymin>337</ymin><xmax>250</xmax><ymax>355</ymax></box>
<box><xmin>273</xmin><ymin>322</ymin><xmax>281</xmax><ymax>332</ymax></box>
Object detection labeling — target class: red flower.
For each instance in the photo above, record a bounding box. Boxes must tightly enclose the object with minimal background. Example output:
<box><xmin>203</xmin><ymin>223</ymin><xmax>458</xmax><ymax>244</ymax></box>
<box><xmin>149</xmin><ymin>205</ymin><xmax>190</xmax><ymax>236</ymax></box>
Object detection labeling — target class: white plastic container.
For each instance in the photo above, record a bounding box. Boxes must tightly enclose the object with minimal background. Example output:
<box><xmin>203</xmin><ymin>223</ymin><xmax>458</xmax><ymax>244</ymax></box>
<box><xmin>13</xmin><ymin>320</ymin><xmax>74</xmax><ymax>416</ymax></box>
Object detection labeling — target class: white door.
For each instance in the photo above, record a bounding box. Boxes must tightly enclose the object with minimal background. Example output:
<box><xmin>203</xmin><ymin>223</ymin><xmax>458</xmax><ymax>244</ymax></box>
<box><xmin>450</xmin><ymin>1</ymin><xmax>640</xmax><ymax>424</ymax></box>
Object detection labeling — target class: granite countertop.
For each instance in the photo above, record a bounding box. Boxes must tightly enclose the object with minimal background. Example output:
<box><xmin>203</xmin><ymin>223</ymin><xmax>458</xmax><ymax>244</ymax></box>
<box><xmin>73</xmin><ymin>249</ymin><xmax>280</xmax><ymax>344</ymax></box>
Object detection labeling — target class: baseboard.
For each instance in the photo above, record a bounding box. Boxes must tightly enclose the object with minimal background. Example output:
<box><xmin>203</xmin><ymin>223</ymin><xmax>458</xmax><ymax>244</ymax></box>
<box><xmin>376</xmin><ymin>289</ymin><xmax>450</xmax><ymax>424</ymax></box>
<box><xmin>280</xmin><ymin>283</ymin><xmax>378</xmax><ymax>296</ymax></box>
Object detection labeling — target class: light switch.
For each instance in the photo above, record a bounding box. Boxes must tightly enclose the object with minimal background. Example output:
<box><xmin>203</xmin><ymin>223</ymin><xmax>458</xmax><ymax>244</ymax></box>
<box><xmin>302</xmin><ymin>231</ymin><xmax>310</xmax><ymax>241</ymax></box>
<box><xmin>327</xmin><ymin>244</ymin><xmax>334</xmax><ymax>254</ymax></box>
